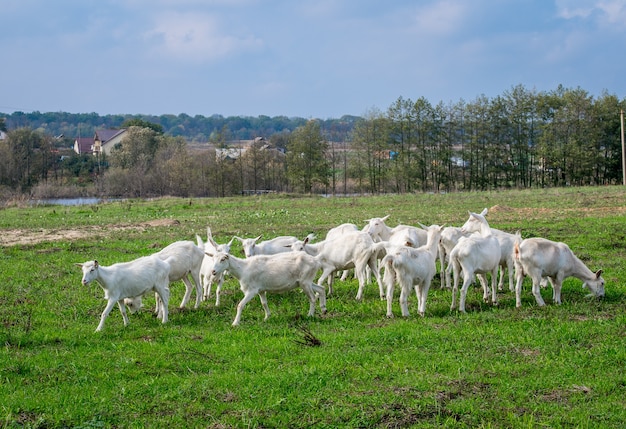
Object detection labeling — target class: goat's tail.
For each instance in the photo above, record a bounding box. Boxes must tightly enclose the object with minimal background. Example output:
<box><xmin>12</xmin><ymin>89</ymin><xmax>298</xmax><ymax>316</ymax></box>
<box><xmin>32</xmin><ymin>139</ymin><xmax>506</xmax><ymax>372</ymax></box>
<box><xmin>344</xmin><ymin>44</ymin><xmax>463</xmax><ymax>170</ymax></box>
<box><xmin>381</xmin><ymin>254</ymin><xmax>396</xmax><ymax>290</ymax></box>
<box><xmin>513</xmin><ymin>230</ymin><xmax>522</xmax><ymax>261</ymax></box>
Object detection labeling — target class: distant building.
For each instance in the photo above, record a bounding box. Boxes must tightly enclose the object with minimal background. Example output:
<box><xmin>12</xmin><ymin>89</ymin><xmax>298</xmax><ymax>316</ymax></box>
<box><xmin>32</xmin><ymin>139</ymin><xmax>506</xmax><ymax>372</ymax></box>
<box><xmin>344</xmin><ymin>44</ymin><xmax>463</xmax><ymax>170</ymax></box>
<box><xmin>73</xmin><ymin>137</ymin><xmax>94</xmax><ymax>155</ymax></box>
<box><xmin>93</xmin><ymin>129</ymin><xmax>128</xmax><ymax>155</ymax></box>
<box><xmin>0</xmin><ymin>130</ymin><xmax>6</xmax><ymax>141</ymax></box>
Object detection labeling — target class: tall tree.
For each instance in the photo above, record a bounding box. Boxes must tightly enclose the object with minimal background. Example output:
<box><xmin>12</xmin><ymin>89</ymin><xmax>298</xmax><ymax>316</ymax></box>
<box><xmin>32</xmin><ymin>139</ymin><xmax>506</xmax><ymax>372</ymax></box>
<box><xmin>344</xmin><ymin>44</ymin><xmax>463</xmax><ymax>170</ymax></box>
<box><xmin>286</xmin><ymin>120</ymin><xmax>329</xmax><ymax>193</ymax></box>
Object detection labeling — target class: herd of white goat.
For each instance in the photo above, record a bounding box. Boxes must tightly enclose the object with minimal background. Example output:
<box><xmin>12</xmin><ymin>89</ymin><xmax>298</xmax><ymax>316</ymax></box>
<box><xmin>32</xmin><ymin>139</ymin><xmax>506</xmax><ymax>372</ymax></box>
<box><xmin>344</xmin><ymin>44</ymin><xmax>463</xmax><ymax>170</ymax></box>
<box><xmin>76</xmin><ymin>208</ymin><xmax>606</xmax><ymax>331</ymax></box>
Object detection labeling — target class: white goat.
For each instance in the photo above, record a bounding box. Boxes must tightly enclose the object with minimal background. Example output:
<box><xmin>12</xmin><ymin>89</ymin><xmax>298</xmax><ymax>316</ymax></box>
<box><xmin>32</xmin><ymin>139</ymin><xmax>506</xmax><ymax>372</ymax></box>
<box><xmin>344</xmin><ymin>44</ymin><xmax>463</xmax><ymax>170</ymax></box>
<box><xmin>460</xmin><ymin>208</ymin><xmax>517</xmax><ymax>292</ymax></box>
<box><xmin>207</xmin><ymin>251</ymin><xmax>327</xmax><ymax>326</ymax></box>
<box><xmin>450</xmin><ymin>211</ymin><xmax>501</xmax><ymax>312</ymax></box>
<box><xmin>75</xmin><ymin>256</ymin><xmax>170</xmax><ymax>332</ymax></box>
<box><xmin>438</xmin><ymin>226</ymin><xmax>472</xmax><ymax>289</ymax></box>
<box><xmin>382</xmin><ymin>224</ymin><xmax>443</xmax><ymax>317</ymax></box>
<box><xmin>365</xmin><ymin>215</ymin><xmax>427</xmax><ymax>248</ymax></box>
<box><xmin>513</xmin><ymin>234</ymin><xmax>605</xmax><ymax>307</ymax></box>
<box><xmin>291</xmin><ymin>231</ymin><xmax>386</xmax><ymax>300</ymax></box>
<box><xmin>326</xmin><ymin>223</ymin><xmax>360</xmax><ymax>281</ymax></box>
<box><xmin>125</xmin><ymin>240</ymin><xmax>205</xmax><ymax>314</ymax></box>
<box><xmin>235</xmin><ymin>235</ymin><xmax>299</xmax><ymax>258</ymax></box>
<box><xmin>197</xmin><ymin>227</ymin><xmax>235</xmax><ymax>306</ymax></box>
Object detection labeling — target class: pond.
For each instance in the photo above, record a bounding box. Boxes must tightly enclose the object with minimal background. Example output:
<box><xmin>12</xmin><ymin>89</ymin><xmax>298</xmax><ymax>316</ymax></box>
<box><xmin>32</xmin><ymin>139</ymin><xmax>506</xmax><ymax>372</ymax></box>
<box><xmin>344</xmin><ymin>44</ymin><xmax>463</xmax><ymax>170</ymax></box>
<box><xmin>31</xmin><ymin>197</ymin><xmax>122</xmax><ymax>206</ymax></box>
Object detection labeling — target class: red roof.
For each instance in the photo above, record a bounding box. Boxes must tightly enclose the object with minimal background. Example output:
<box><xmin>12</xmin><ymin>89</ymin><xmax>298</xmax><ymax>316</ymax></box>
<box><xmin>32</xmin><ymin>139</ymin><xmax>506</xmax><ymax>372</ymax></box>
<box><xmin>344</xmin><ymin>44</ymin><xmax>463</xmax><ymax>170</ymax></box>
<box><xmin>74</xmin><ymin>137</ymin><xmax>93</xmax><ymax>154</ymax></box>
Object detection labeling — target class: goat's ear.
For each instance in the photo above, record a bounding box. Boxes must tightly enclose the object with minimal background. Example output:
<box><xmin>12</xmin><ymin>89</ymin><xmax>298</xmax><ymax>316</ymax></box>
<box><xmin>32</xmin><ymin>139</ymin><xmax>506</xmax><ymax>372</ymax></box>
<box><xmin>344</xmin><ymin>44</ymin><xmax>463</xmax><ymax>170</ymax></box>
<box><xmin>595</xmin><ymin>269</ymin><xmax>603</xmax><ymax>278</ymax></box>
<box><xmin>481</xmin><ymin>208</ymin><xmax>488</xmax><ymax>216</ymax></box>
<box><xmin>227</xmin><ymin>236</ymin><xmax>235</xmax><ymax>246</ymax></box>
<box><xmin>254</xmin><ymin>235</ymin><xmax>262</xmax><ymax>242</ymax></box>
<box><xmin>303</xmin><ymin>237</ymin><xmax>310</xmax><ymax>245</ymax></box>
<box><xmin>382</xmin><ymin>214</ymin><xmax>391</xmax><ymax>222</ymax></box>
<box><xmin>74</xmin><ymin>263</ymin><xmax>84</xmax><ymax>268</ymax></box>
<box><xmin>204</xmin><ymin>251</ymin><xmax>214</xmax><ymax>257</ymax></box>
<box><xmin>234</xmin><ymin>236</ymin><xmax>244</xmax><ymax>243</ymax></box>
<box><xmin>94</xmin><ymin>260</ymin><xmax>99</xmax><ymax>268</ymax></box>
<box><xmin>417</xmin><ymin>222</ymin><xmax>427</xmax><ymax>229</ymax></box>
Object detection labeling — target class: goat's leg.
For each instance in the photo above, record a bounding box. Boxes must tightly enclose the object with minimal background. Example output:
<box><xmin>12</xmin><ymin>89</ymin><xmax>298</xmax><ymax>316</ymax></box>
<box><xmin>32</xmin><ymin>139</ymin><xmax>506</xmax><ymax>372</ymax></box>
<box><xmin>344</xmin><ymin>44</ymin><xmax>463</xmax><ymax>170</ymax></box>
<box><xmin>312</xmin><ymin>283</ymin><xmax>327</xmax><ymax>314</ymax></box>
<box><xmin>399</xmin><ymin>282</ymin><xmax>410</xmax><ymax>317</ymax></box>
<box><xmin>258</xmin><ymin>291</ymin><xmax>271</xmax><ymax>320</ymax></box>
<box><xmin>368</xmin><ymin>256</ymin><xmax>385</xmax><ymax>300</ymax></box>
<box><xmin>450</xmin><ymin>260</ymin><xmax>460</xmax><ymax>311</ymax></box>
<box><xmin>154</xmin><ymin>284</ymin><xmax>170</xmax><ymax>323</ymax></box>
<box><xmin>530</xmin><ymin>273</ymin><xmax>546</xmax><ymax>306</ymax></box>
<box><xmin>215</xmin><ymin>274</ymin><xmax>225</xmax><ymax>306</ymax></box>
<box><xmin>551</xmin><ymin>276</ymin><xmax>562</xmax><ymax>305</ymax></box>
<box><xmin>459</xmin><ymin>272</ymin><xmax>474</xmax><ymax>313</ymax></box>
<box><xmin>418</xmin><ymin>278</ymin><xmax>432</xmax><ymax>316</ymax></box>
<box><xmin>117</xmin><ymin>300</ymin><xmax>130</xmax><ymax>326</ymax></box>
<box><xmin>384</xmin><ymin>264</ymin><xmax>396</xmax><ymax>317</ymax></box>
<box><xmin>190</xmin><ymin>271</ymin><xmax>203</xmax><ymax>309</ymax></box>
<box><xmin>179</xmin><ymin>276</ymin><xmax>194</xmax><ymax>308</ymax></box>
<box><xmin>301</xmin><ymin>284</ymin><xmax>318</xmax><ymax>317</ymax></box>
<box><xmin>96</xmin><ymin>298</ymin><xmax>118</xmax><ymax>332</ymax></box>
<box><xmin>232</xmin><ymin>289</ymin><xmax>257</xmax><ymax>326</ymax></box>
<box><xmin>497</xmin><ymin>264</ymin><xmax>505</xmax><ymax>291</ymax></box>
<box><xmin>490</xmin><ymin>267</ymin><xmax>499</xmax><ymax>306</ymax></box>
<box><xmin>477</xmin><ymin>274</ymin><xmax>490</xmax><ymax>302</ymax></box>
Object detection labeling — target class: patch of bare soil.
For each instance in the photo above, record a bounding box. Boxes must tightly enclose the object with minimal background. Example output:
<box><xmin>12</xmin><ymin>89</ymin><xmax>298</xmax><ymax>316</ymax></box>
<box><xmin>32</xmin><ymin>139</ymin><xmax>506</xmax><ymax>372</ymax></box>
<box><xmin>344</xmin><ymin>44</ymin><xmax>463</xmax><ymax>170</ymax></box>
<box><xmin>0</xmin><ymin>219</ymin><xmax>180</xmax><ymax>247</ymax></box>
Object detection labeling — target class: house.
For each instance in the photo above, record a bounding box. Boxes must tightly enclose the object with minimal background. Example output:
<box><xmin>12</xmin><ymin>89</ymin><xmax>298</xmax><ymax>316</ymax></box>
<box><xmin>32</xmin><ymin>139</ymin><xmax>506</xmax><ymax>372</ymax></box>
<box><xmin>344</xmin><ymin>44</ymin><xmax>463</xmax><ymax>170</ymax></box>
<box><xmin>93</xmin><ymin>129</ymin><xmax>128</xmax><ymax>155</ymax></box>
<box><xmin>73</xmin><ymin>137</ymin><xmax>94</xmax><ymax>155</ymax></box>
<box><xmin>0</xmin><ymin>130</ymin><xmax>7</xmax><ymax>141</ymax></box>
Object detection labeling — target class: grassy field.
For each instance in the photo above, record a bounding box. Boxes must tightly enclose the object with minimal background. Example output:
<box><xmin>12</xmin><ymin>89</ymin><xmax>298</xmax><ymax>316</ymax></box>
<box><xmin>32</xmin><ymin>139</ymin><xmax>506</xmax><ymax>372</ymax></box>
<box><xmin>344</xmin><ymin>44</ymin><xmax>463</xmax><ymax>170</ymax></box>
<box><xmin>1</xmin><ymin>187</ymin><xmax>625</xmax><ymax>428</ymax></box>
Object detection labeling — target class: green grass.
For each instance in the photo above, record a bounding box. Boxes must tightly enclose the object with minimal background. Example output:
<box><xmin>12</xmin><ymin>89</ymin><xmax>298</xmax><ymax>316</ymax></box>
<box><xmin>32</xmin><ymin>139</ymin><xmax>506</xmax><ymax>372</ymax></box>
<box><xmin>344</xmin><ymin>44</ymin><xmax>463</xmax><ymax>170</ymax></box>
<box><xmin>1</xmin><ymin>187</ymin><xmax>625</xmax><ymax>428</ymax></box>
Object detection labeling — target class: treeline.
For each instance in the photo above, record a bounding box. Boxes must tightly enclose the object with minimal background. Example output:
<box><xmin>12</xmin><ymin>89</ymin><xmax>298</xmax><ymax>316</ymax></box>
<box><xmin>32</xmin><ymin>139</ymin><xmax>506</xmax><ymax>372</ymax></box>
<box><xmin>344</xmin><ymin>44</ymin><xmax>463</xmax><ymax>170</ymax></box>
<box><xmin>1</xmin><ymin>111</ymin><xmax>359</xmax><ymax>143</ymax></box>
<box><xmin>0</xmin><ymin>84</ymin><xmax>624</xmax><ymax>199</ymax></box>
<box><xmin>351</xmin><ymin>85</ymin><xmax>625</xmax><ymax>192</ymax></box>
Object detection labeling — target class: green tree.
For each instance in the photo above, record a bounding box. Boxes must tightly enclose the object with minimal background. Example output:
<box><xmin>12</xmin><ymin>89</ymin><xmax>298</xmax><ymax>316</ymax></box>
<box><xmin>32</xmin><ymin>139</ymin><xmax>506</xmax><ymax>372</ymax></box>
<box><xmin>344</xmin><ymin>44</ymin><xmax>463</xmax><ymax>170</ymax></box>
<box><xmin>351</xmin><ymin>109</ymin><xmax>390</xmax><ymax>193</ymax></box>
<box><xmin>286</xmin><ymin>120</ymin><xmax>329</xmax><ymax>193</ymax></box>
<box><xmin>121</xmin><ymin>118</ymin><xmax>164</xmax><ymax>134</ymax></box>
<box><xmin>0</xmin><ymin>128</ymin><xmax>45</xmax><ymax>190</ymax></box>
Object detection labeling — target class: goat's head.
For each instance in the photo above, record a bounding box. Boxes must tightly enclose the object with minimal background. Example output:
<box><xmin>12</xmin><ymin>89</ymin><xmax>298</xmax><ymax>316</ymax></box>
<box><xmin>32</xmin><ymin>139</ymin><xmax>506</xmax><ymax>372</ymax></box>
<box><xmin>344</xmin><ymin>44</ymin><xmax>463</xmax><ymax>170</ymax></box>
<box><xmin>123</xmin><ymin>296</ymin><xmax>143</xmax><ymax>314</ymax></box>
<box><xmin>365</xmin><ymin>215</ymin><xmax>390</xmax><ymax>238</ymax></box>
<box><xmin>235</xmin><ymin>235</ymin><xmax>261</xmax><ymax>257</ymax></box>
<box><xmin>583</xmin><ymin>269</ymin><xmax>605</xmax><ymax>298</ymax></box>
<box><xmin>211</xmin><ymin>253</ymin><xmax>231</xmax><ymax>276</ymax></box>
<box><xmin>460</xmin><ymin>208</ymin><xmax>489</xmax><ymax>234</ymax></box>
<box><xmin>75</xmin><ymin>260</ymin><xmax>99</xmax><ymax>285</ymax></box>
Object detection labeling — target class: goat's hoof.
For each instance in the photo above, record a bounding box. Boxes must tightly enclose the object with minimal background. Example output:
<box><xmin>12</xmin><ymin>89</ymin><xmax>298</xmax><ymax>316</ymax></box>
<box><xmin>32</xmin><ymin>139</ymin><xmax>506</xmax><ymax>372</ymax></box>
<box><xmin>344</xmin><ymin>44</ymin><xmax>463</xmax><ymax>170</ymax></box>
<box><xmin>386</xmin><ymin>314</ymin><xmax>394</xmax><ymax>319</ymax></box>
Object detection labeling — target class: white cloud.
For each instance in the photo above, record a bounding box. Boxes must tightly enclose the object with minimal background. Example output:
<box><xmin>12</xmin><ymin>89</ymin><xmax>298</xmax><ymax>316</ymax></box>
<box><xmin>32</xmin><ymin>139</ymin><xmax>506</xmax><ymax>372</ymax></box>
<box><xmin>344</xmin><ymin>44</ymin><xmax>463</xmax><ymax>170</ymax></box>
<box><xmin>144</xmin><ymin>11</ymin><xmax>263</xmax><ymax>63</ymax></box>
<box><xmin>410</xmin><ymin>0</ymin><xmax>469</xmax><ymax>36</ymax></box>
<box><xmin>556</xmin><ymin>0</ymin><xmax>626</xmax><ymax>26</ymax></box>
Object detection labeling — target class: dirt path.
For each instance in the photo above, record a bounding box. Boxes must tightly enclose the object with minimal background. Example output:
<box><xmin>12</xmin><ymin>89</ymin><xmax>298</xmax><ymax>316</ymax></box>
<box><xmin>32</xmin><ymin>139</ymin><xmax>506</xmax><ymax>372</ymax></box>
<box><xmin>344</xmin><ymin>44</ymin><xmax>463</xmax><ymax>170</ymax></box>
<box><xmin>0</xmin><ymin>219</ymin><xmax>180</xmax><ymax>247</ymax></box>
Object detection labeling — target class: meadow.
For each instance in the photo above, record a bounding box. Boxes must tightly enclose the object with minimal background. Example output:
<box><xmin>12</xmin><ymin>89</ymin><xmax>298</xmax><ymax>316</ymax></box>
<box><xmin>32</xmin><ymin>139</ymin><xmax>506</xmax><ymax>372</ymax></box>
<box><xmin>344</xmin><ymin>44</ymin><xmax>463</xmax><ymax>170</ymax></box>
<box><xmin>1</xmin><ymin>187</ymin><xmax>625</xmax><ymax>428</ymax></box>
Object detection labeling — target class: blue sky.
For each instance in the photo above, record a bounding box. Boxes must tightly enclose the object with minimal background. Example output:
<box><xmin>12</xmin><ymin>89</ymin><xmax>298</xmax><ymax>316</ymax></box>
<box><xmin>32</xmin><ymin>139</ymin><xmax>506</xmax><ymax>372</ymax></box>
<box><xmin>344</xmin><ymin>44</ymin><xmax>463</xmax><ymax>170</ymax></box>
<box><xmin>2</xmin><ymin>0</ymin><xmax>625</xmax><ymax>119</ymax></box>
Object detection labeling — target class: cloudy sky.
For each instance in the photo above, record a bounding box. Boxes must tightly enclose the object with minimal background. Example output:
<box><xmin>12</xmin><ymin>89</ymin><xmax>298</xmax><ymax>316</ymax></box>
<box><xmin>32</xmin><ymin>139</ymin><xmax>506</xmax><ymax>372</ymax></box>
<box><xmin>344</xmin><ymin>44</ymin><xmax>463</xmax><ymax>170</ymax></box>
<box><xmin>2</xmin><ymin>0</ymin><xmax>625</xmax><ymax>119</ymax></box>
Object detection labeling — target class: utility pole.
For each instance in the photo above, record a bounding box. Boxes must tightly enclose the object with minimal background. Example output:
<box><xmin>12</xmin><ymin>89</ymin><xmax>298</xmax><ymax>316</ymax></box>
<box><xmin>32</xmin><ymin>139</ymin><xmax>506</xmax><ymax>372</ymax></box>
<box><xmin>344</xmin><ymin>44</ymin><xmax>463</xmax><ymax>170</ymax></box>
<box><xmin>621</xmin><ymin>109</ymin><xmax>625</xmax><ymax>185</ymax></box>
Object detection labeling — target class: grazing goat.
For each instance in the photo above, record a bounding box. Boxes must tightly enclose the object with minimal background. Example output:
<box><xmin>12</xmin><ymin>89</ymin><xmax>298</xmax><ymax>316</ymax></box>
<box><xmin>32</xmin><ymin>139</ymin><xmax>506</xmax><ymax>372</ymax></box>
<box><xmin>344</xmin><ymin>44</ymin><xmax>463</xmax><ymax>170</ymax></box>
<box><xmin>450</xmin><ymin>211</ymin><xmax>501</xmax><ymax>312</ymax></box>
<box><xmin>382</xmin><ymin>224</ymin><xmax>443</xmax><ymax>317</ymax></box>
<box><xmin>513</xmin><ymin>234</ymin><xmax>605</xmax><ymax>307</ymax></box>
<box><xmin>207</xmin><ymin>251</ymin><xmax>327</xmax><ymax>326</ymax></box>
<box><xmin>235</xmin><ymin>235</ymin><xmax>299</xmax><ymax>258</ymax></box>
<box><xmin>75</xmin><ymin>256</ymin><xmax>170</xmax><ymax>332</ymax></box>
<box><xmin>197</xmin><ymin>227</ymin><xmax>235</xmax><ymax>306</ymax></box>
<box><xmin>460</xmin><ymin>208</ymin><xmax>517</xmax><ymax>292</ymax></box>
<box><xmin>291</xmin><ymin>231</ymin><xmax>386</xmax><ymax>300</ymax></box>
